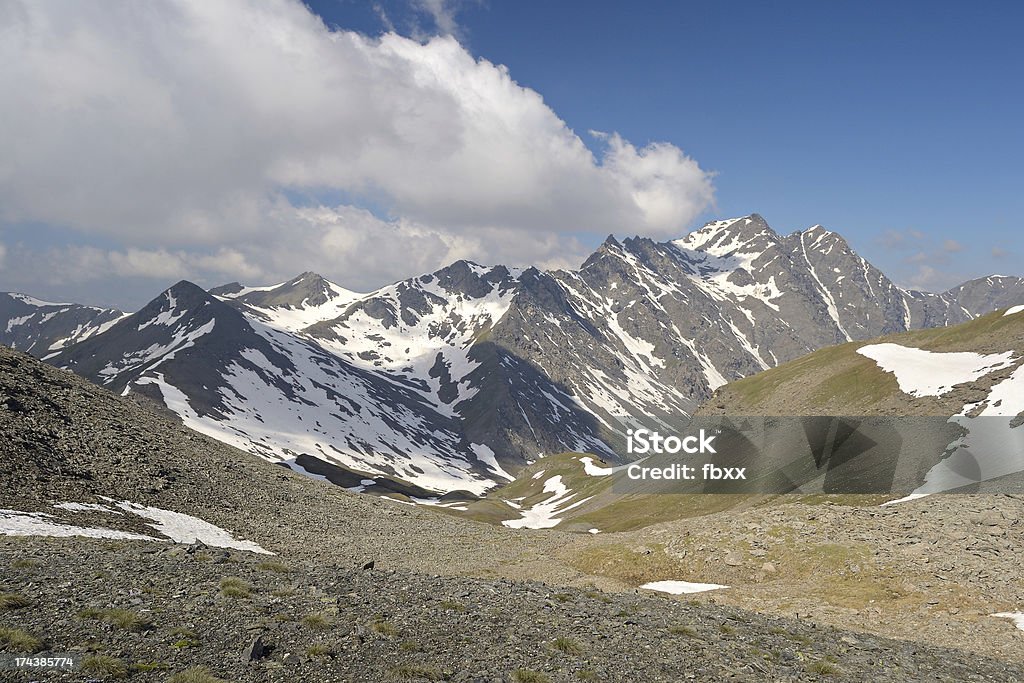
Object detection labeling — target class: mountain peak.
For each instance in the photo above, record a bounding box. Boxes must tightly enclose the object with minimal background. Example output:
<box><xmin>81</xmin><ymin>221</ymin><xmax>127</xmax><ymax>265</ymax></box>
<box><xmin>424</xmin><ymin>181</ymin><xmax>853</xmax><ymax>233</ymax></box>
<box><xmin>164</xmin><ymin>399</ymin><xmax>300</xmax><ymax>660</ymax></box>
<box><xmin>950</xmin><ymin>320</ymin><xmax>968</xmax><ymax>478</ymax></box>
<box><xmin>290</xmin><ymin>271</ymin><xmax>327</xmax><ymax>285</ymax></box>
<box><xmin>219</xmin><ymin>272</ymin><xmax>358</xmax><ymax>311</ymax></box>
<box><xmin>165</xmin><ymin>280</ymin><xmax>215</xmax><ymax>302</ymax></box>
<box><xmin>141</xmin><ymin>281</ymin><xmax>217</xmax><ymax>315</ymax></box>
<box><xmin>673</xmin><ymin>214</ymin><xmax>780</xmax><ymax>256</ymax></box>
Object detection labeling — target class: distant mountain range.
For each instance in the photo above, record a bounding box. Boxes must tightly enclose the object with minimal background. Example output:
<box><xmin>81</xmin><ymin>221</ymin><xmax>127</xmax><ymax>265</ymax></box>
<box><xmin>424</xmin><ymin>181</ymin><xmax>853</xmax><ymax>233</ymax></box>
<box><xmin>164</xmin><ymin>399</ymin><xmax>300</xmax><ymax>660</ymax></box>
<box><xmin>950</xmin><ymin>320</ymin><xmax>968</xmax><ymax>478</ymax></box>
<box><xmin>3</xmin><ymin>214</ymin><xmax>1022</xmax><ymax>495</ymax></box>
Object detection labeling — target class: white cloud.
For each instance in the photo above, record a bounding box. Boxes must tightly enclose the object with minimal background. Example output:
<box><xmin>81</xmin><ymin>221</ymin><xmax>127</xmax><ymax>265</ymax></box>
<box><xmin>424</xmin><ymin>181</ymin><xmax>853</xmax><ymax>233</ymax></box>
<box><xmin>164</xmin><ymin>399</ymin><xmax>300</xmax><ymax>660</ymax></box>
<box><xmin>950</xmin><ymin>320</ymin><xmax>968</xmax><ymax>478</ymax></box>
<box><xmin>0</xmin><ymin>0</ymin><xmax>714</xmax><ymax>301</ymax></box>
<box><xmin>0</xmin><ymin>204</ymin><xmax>592</xmax><ymax>300</ymax></box>
<box><xmin>413</xmin><ymin>0</ymin><xmax>463</xmax><ymax>38</ymax></box>
<box><xmin>595</xmin><ymin>132</ymin><xmax>715</xmax><ymax>237</ymax></box>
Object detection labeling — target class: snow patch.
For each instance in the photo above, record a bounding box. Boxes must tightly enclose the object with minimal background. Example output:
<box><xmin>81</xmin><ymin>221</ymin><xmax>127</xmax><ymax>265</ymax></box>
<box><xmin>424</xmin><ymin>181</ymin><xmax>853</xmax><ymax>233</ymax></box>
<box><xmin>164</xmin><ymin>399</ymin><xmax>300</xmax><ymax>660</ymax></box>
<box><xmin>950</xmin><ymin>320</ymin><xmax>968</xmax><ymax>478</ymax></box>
<box><xmin>857</xmin><ymin>343</ymin><xmax>1016</xmax><ymax>397</ymax></box>
<box><xmin>579</xmin><ymin>456</ymin><xmax>613</xmax><ymax>476</ymax></box>
<box><xmin>992</xmin><ymin>612</ymin><xmax>1024</xmax><ymax>632</ymax></box>
<box><xmin>0</xmin><ymin>509</ymin><xmax>159</xmax><ymax>541</ymax></box>
<box><xmin>501</xmin><ymin>475</ymin><xmax>592</xmax><ymax>529</ymax></box>
<box><xmin>104</xmin><ymin>499</ymin><xmax>272</xmax><ymax>554</ymax></box>
<box><xmin>0</xmin><ymin>500</ymin><xmax>273</xmax><ymax>554</ymax></box>
<box><xmin>471</xmin><ymin>443</ymin><xmax>514</xmax><ymax>481</ymax></box>
<box><xmin>881</xmin><ymin>493</ymin><xmax>930</xmax><ymax>506</ymax></box>
<box><xmin>1004</xmin><ymin>305</ymin><xmax>1024</xmax><ymax>317</ymax></box>
<box><xmin>640</xmin><ymin>580</ymin><xmax>728</xmax><ymax>595</ymax></box>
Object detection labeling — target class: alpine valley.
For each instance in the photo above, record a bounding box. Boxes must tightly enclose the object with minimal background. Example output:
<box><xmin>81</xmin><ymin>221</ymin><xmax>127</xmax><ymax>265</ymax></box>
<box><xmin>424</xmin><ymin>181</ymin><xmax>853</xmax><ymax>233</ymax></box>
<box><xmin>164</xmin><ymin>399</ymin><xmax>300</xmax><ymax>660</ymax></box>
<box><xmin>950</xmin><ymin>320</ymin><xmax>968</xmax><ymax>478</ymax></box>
<box><xmin>3</xmin><ymin>214</ymin><xmax>1024</xmax><ymax>499</ymax></box>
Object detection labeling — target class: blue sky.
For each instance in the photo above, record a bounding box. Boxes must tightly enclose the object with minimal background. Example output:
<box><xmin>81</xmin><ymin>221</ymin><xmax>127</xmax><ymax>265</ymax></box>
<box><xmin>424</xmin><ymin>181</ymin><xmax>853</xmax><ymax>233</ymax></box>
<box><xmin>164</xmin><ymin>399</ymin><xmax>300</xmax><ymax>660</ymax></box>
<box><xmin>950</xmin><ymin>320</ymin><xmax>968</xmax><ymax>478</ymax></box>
<box><xmin>312</xmin><ymin>0</ymin><xmax>1021</xmax><ymax>288</ymax></box>
<box><xmin>0</xmin><ymin>0</ymin><xmax>1019</xmax><ymax>308</ymax></box>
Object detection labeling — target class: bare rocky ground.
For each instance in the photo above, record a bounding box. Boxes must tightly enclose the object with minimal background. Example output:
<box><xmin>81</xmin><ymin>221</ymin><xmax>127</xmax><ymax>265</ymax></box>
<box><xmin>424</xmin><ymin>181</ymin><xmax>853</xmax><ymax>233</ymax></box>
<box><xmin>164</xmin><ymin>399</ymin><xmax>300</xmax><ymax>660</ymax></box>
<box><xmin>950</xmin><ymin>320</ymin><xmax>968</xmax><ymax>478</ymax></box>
<box><xmin>560</xmin><ymin>495</ymin><xmax>1024</xmax><ymax>664</ymax></box>
<box><xmin>3</xmin><ymin>536</ymin><xmax>1024</xmax><ymax>683</ymax></box>
<box><xmin>3</xmin><ymin>348</ymin><xmax>1024</xmax><ymax>680</ymax></box>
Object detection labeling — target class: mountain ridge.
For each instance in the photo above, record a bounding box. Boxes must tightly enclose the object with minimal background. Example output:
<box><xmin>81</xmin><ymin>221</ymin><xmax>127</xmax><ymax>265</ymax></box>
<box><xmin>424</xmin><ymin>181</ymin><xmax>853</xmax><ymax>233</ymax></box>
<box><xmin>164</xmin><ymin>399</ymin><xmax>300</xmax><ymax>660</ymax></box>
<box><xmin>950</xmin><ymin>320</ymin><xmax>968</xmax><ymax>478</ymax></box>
<box><xmin>3</xmin><ymin>214</ymin><xmax>1022</xmax><ymax>496</ymax></box>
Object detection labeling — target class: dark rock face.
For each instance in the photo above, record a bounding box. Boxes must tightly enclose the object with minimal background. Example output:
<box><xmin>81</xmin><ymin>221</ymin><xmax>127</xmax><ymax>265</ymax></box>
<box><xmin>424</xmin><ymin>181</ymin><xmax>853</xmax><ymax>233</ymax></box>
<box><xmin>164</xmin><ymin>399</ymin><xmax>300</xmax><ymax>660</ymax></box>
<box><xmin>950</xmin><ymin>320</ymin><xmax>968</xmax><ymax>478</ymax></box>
<box><xmin>230</xmin><ymin>272</ymin><xmax>339</xmax><ymax>309</ymax></box>
<box><xmin>5</xmin><ymin>215</ymin><xmax>1023</xmax><ymax>495</ymax></box>
<box><xmin>44</xmin><ymin>281</ymin><xmax>490</xmax><ymax>495</ymax></box>
<box><xmin>0</xmin><ymin>292</ymin><xmax>125</xmax><ymax>356</ymax></box>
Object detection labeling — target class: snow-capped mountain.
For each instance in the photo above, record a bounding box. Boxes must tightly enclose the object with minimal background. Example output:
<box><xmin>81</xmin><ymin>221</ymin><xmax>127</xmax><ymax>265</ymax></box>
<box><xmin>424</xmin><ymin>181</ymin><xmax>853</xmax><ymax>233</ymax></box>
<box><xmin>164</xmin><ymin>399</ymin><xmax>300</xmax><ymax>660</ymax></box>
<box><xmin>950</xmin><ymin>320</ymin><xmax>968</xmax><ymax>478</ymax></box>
<box><xmin>211</xmin><ymin>271</ymin><xmax>363</xmax><ymax>333</ymax></box>
<box><xmin>5</xmin><ymin>214</ymin><xmax>1022</xmax><ymax>496</ymax></box>
<box><xmin>0</xmin><ymin>292</ymin><xmax>126</xmax><ymax>356</ymax></box>
<box><xmin>46</xmin><ymin>280</ymin><xmax>503</xmax><ymax>495</ymax></box>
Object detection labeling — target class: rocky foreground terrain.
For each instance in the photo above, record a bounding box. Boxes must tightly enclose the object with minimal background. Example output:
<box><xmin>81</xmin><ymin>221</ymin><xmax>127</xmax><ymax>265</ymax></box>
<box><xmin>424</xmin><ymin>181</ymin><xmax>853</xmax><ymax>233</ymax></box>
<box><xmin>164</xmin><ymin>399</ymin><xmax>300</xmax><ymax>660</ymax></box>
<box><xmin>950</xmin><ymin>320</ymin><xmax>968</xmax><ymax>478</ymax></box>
<box><xmin>3</xmin><ymin>535</ymin><xmax>1024</xmax><ymax>683</ymax></box>
<box><xmin>2</xmin><ymin>345</ymin><xmax>1024</xmax><ymax>681</ymax></box>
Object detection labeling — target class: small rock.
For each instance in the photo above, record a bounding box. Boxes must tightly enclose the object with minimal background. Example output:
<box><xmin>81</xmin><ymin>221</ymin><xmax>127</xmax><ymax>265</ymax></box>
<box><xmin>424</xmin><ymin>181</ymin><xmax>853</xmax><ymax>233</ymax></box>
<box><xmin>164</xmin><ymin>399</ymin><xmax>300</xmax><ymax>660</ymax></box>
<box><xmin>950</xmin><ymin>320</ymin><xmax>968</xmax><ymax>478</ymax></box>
<box><xmin>243</xmin><ymin>635</ymin><xmax>266</xmax><ymax>662</ymax></box>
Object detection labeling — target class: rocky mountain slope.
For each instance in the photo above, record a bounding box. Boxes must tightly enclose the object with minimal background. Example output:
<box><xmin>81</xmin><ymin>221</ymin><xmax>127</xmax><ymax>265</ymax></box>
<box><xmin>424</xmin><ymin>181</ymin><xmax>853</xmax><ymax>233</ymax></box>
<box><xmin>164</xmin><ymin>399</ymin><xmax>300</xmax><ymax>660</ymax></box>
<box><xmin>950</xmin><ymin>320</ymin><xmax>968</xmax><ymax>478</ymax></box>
<box><xmin>2</xmin><ymin>343</ymin><xmax>1024</xmax><ymax>680</ymax></box>
<box><xmin>4</xmin><ymin>215</ymin><xmax>1023</xmax><ymax>496</ymax></box>
<box><xmin>449</xmin><ymin>306</ymin><xmax>1024</xmax><ymax>536</ymax></box>
<box><xmin>0</xmin><ymin>292</ymin><xmax>125</xmax><ymax>356</ymax></box>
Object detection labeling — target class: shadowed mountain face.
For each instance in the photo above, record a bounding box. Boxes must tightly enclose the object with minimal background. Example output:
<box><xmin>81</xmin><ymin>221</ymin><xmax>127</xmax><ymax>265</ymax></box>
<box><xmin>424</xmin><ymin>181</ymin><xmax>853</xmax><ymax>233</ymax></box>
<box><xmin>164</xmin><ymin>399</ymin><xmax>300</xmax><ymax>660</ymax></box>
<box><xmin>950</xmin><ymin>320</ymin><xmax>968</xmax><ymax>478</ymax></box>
<box><xmin>3</xmin><ymin>215</ymin><xmax>1022</xmax><ymax>495</ymax></box>
<box><xmin>0</xmin><ymin>292</ymin><xmax>125</xmax><ymax>356</ymax></box>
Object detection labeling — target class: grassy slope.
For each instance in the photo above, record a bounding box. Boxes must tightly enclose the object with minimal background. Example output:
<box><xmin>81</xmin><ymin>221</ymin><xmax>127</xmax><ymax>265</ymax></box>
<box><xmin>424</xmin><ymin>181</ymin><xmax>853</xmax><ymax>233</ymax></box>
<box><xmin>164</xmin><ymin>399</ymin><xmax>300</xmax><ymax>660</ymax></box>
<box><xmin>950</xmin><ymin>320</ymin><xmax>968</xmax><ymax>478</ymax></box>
<box><xmin>454</xmin><ymin>309</ymin><xmax>1024</xmax><ymax>533</ymax></box>
<box><xmin>698</xmin><ymin>307</ymin><xmax>1024</xmax><ymax>416</ymax></box>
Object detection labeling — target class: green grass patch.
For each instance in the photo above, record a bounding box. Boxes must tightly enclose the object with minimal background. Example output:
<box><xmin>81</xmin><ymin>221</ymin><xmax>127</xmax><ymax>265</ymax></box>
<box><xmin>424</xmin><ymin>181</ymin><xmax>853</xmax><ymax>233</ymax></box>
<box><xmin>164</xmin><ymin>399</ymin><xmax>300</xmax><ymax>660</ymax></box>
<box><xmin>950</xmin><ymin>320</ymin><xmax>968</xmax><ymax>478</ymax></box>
<box><xmin>583</xmin><ymin>590</ymin><xmax>611</xmax><ymax>603</ymax></box>
<box><xmin>79</xmin><ymin>607</ymin><xmax>151</xmax><ymax>632</ymax></box>
<box><xmin>301</xmin><ymin>612</ymin><xmax>334</xmax><ymax>630</ymax></box>
<box><xmin>0</xmin><ymin>626</ymin><xmax>42</xmax><ymax>652</ymax></box>
<box><xmin>168</xmin><ymin>626</ymin><xmax>199</xmax><ymax>648</ymax></box>
<box><xmin>550</xmin><ymin>636</ymin><xmax>584</xmax><ymax>655</ymax></box>
<box><xmin>806</xmin><ymin>659</ymin><xmax>842</xmax><ymax>675</ymax></box>
<box><xmin>371</xmin><ymin>620</ymin><xmax>399</xmax><ymax>637</ymax></box>
<box><xmin>81</xmin><ymin>654</ymin><xmax>128</xmax><ymax>679</ymax></box>
<box><xmin>167</xmin><ymin>667</ymin><xmax>227</xmax><ymax>683</ymax></box>
<box><xmin>257</xmin><ymin>560</ymin><xmax>291</xmax><ymax>573</ymax></box>
<box><xmin>0</xmin><ymin>592</ymin><xmax>32</xmax><ymax>611</ymax></box>
<box><xmin>306</xmin><ymin>643</ymin><xmax>335</xmax><ymax>658</ymax></box>
<box><xmin>218</xmin><ymin>577</ymin><xmax>251</xmax><ymax>598</ymax></box>
<box><xmin>570</xmin><ymin>542</ymin><xmax>684</xmax><ymax>586</ymax></box>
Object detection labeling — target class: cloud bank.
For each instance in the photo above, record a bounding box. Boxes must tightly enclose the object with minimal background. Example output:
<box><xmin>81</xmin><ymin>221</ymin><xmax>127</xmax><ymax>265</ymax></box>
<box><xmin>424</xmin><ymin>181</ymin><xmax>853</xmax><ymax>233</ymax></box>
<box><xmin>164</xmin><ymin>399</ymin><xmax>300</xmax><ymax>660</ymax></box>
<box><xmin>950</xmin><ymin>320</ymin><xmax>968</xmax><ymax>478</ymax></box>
<box><xmin>0</xmin><ymin>0</ymin><xmax>714</xmax><ymax>306</ymax></box>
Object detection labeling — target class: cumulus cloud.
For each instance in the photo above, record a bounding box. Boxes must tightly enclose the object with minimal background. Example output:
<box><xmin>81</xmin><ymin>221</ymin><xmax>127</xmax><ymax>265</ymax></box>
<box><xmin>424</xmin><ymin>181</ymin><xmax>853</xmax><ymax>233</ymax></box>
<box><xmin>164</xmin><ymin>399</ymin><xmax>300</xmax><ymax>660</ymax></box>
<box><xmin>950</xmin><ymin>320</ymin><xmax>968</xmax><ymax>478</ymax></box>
<box><xmin>0</xmin><ymin>203</ymin><xmax>593</xmax><ymax>300</ymax></box>
<box><xmin>0</xmin><ymin>0</ymin><xmax>714</xmax><ymax>307</ymax></box>
<box><xmin>942</xmin><ymin>239</ymin><xmax>965</xmax><ymax>253</ymax></box>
